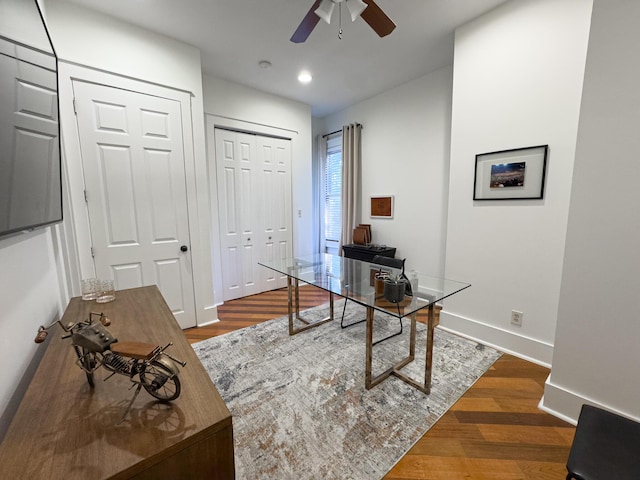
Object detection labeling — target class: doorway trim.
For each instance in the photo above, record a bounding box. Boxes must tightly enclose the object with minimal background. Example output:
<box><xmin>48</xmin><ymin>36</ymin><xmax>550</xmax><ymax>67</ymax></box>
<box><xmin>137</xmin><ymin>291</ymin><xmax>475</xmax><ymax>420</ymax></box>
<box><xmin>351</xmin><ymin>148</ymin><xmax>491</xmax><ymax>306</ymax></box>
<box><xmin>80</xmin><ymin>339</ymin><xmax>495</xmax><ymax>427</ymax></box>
<box><xmin>58</xmin><ymin>61</ymin><xmax>216</xmax><ymax>327</ymax></box>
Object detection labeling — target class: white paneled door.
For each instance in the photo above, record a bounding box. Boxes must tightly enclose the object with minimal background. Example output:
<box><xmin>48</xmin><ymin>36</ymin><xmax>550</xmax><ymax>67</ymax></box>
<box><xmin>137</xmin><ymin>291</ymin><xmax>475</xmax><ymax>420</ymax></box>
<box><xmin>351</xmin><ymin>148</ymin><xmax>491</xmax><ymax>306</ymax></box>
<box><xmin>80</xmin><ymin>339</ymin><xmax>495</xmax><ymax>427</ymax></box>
<box><xmin>256</xmin><ymin>135</ymin><xmax>293</xmax><ymax>292</ymax></box>
<box><xmin>215</xmin><ymin>129</ymin><xmax>260</xmax><ymax>301</ymax></box>
<box><xmin>73</xmin><ymin>80</ymin><xmax>196</xmax><ymax>328</ymax></box>
<box><xmin>215</xmin><ymin>128</ymin><xmax>292</xmax><ymax>301</ymax></box>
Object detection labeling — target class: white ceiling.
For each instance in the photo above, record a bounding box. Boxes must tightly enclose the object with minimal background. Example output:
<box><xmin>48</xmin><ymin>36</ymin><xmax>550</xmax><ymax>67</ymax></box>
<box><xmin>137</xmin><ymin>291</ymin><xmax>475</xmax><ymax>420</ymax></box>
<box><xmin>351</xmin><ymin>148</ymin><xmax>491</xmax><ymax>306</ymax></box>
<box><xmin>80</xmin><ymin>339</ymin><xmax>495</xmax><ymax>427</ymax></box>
<box><xmin>56</xmin><ymin>0</ymin><xmax>507</xmax><ymax>117</ymax></box>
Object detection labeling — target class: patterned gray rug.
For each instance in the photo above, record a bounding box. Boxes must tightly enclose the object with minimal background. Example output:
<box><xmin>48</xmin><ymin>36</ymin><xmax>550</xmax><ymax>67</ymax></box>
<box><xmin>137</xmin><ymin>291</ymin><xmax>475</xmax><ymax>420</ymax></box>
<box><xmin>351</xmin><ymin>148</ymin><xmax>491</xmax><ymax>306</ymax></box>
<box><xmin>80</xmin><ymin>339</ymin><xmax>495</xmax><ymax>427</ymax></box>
<box><xmin>193</xmin><ymin>300</ymin><xmax>501</xmax><ymax>479</ymax></box>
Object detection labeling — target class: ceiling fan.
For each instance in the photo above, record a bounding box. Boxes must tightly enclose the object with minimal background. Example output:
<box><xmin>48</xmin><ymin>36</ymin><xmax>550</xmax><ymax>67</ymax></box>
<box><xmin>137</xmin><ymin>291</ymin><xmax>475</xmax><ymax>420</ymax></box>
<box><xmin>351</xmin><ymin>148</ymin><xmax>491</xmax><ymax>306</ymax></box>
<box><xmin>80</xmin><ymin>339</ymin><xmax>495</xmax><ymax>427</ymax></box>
<box><xmin>291</xmin><ymin>0</ymin><xmax>396</xmax><ymax>43</ymax></box>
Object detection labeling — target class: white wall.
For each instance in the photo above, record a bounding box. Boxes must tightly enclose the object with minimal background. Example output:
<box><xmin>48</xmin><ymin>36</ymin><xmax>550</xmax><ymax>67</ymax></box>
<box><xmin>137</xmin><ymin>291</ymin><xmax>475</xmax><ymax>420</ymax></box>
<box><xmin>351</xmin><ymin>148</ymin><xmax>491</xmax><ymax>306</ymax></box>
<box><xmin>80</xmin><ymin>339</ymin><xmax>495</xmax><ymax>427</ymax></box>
<box><xmin>442</xmin><ymin>0</ymin><xmax>593</xmax><ymax>365</ymax></box>
<box><xmin>0</xmin><ymin>228</ymin><xmax>64</xmax><ymax>437</ymax></box>
<box><xmin>316</xmin><ymin>67</ymin><xmax>453</xmax><ymax>276</ymax></box>
<box><xmin>542</xmin><ymin>0</ymin><xmax>640</xmax><ymax>423</ymax></box>
<box><xmin>202</xmin><ymin>75</ymin><xmax>313</xmax><ymax>301</ymax></box>
<box><xmin>0</xmin><ymin>0</ymin><xmax>51</xmax><ymax>53</ymax></box>
<box><xmin>0</xmin><ymin>0</ymin><xmax>65</xmax><ymax>439</ymax></box>
<box><xmin>44</xmin><ymin>1</ymin><xmax>217</xmax><ymax>323</ymax></box>
<box><xmin>43</xmin><ymin>1</ymin><xmax>200</xmax><ymax>92</ymax></box>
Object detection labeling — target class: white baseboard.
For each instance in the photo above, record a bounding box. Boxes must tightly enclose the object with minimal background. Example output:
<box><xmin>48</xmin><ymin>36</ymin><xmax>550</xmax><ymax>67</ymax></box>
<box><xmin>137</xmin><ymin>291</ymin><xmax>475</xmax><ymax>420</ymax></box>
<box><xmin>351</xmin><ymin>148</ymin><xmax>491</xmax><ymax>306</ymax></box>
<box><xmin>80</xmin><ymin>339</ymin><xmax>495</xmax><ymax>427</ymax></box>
<box><xmin>196</xmin><ymin>303</ymin><xmax>221</xmax><ymax>328</ymax></box>
<box><xmin>540</xmin><ymin>377</ymin><xmax>640</xmax><ymax>425</ymax></box>
<box><xmin>538</xmin><ymin>378</ymin><xmax>583</xmax><ymax>425</ymax></box>
<box><xmin>196</xmin><ymin>317</ymin><xmax>220</xmax><ymax>328</ymax></box>
<box><xmin>439</xmin><ymin>310</ymin><xmax>553</xmax><ymax>367</ymax></box>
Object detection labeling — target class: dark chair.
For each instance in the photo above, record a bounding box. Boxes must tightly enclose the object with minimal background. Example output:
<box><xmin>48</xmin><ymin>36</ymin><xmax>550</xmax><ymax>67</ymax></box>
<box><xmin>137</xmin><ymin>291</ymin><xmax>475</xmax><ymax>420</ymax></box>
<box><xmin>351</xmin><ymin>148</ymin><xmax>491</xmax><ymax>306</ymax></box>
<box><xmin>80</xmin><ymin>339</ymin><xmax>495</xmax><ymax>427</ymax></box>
<box><xmin>566</xmin><ymin>404</ymin><xmax>640</xmax><ymax>480</ymax></box>
<box><xmin>340</xmin><ymin>255</ymin><xmax>406</xmax><ymax>345</ymax></box>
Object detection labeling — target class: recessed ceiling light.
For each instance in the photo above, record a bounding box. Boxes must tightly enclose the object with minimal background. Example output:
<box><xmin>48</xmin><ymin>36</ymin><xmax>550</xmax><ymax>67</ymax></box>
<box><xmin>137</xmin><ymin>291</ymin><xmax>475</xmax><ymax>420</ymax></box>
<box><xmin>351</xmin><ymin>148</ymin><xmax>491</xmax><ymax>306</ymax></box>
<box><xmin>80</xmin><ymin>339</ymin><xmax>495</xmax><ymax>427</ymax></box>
<box><xmin>298</xmin><ymin>71</ymin><xmax>312</xmax><ymax>84</ymax></box>
<box><xmin>258</xmin><ymin>60</ymin><xmax>272</xmax><ymax>69</ymax></box>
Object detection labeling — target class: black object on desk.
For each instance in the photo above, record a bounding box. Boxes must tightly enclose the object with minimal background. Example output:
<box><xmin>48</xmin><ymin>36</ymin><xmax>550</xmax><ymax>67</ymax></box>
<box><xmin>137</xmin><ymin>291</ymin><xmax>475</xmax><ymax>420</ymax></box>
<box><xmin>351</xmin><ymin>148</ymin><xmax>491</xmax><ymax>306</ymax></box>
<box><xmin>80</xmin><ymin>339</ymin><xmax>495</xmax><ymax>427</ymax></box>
<box><xmin>342</xmin><ymin>244</ymin><xmax>396</xmax><ymax>262</ymax></box>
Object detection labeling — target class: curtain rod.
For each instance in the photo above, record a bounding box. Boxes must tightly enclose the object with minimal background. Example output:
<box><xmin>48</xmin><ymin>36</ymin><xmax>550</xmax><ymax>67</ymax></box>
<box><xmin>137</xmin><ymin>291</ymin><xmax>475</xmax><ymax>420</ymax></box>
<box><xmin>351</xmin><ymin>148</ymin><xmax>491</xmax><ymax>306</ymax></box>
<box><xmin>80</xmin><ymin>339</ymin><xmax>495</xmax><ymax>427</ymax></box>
<box><xmin>322</xmin><ymin>123</ymin><xmax>363</xmax><ymax>138</ymax></box>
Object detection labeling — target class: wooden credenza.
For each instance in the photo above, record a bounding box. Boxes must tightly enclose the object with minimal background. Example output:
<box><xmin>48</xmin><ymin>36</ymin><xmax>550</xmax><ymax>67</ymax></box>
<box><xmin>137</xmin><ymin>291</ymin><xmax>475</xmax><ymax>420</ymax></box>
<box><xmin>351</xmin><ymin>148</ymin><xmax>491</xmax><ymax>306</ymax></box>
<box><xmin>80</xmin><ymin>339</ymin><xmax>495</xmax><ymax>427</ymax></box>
<box><xmin>0</xmin><ymin>286</ymin><xmax>234</xmax><ymax>479</ymax></box>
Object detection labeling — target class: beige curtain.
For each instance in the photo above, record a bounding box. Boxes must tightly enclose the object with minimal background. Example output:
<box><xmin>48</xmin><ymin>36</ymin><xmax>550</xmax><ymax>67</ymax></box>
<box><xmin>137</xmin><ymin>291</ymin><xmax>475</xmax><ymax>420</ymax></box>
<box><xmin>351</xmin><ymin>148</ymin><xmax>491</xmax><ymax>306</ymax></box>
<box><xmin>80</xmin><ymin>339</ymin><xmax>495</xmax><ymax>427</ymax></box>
<box><xmin>314</xmin><ymin>135</ymin><xmax>327</xmax><ymax>254</ymax></box>
<box><xmin>339</xmin><ymin>123</ymin><xmax>362</xmax><ymax>253</ymax></box>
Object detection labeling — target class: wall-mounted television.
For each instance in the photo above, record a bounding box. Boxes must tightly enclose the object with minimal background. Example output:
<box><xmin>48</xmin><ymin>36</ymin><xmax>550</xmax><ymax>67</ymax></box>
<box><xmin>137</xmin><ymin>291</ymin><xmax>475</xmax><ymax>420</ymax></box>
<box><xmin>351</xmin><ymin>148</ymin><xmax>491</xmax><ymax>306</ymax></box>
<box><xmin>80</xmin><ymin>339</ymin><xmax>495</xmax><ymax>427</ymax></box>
<box><xmin>0</xmin><ymin>0</ymin><xmax>61</xmax><ymax>238</ymax></box>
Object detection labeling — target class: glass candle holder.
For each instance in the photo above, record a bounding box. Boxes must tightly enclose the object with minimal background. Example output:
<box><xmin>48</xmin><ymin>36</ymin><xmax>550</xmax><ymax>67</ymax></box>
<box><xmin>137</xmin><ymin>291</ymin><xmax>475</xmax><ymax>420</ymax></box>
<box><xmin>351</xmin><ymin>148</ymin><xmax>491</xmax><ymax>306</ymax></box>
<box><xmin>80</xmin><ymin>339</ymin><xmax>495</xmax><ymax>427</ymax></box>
<box><xmin>81</xmin><ymin>278</ymin><xmax>98</xmax><ymax>301</ymax></box>
<box><xmin>95</xmin><ymin>279</ymin><xmax>116</xmax><ymax>303</ymax></box>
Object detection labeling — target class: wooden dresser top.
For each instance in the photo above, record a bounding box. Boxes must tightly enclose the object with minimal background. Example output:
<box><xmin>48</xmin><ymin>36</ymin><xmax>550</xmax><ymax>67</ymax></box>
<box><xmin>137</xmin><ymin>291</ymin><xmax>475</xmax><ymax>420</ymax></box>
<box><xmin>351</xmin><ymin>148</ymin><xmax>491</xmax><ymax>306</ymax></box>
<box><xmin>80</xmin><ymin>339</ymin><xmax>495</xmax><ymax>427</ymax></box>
<box><xmin>0</xmin><ymin>285</ymin><xmax>231</xmax><ymax>479</ymax></box>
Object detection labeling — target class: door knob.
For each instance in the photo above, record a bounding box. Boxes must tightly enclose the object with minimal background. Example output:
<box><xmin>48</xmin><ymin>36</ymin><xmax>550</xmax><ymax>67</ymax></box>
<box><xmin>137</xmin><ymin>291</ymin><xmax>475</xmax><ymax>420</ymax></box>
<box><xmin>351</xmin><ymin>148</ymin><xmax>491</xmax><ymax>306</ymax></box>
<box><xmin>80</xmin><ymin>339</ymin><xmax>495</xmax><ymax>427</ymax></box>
<box><xmin>180</xmin><ymin>245</ymin><xmax>188</xmax><ymax>252</ymax></box>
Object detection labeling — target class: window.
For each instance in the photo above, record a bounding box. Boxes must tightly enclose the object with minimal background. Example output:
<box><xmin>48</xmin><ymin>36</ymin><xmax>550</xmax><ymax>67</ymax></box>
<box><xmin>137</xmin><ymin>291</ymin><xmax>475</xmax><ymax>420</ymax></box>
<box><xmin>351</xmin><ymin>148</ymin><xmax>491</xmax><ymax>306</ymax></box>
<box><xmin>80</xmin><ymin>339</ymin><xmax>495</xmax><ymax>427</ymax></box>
<box><xmin>323</xmin><ymin>135</ymin><xmax>342</xmax><ymax>254</ymax></box>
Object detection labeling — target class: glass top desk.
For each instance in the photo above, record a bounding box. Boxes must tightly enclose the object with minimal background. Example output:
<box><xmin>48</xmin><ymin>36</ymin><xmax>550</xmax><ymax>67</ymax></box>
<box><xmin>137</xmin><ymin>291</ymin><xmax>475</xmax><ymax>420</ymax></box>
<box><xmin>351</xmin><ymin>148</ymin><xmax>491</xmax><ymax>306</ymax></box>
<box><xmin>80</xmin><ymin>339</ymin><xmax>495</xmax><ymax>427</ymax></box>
<box><xmin>259</xmin><ymin>253</ymin><xmax>470</xmax><ymax>394</ymax></box>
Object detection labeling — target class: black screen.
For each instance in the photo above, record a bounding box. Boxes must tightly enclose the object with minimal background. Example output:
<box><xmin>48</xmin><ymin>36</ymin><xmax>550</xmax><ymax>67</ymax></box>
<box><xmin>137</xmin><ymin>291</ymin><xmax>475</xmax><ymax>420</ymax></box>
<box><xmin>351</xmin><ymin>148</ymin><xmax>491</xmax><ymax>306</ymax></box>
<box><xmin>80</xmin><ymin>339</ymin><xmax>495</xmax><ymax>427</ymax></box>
<box><xmin>0</xmin><ymin>0</ymin><xmax>61</xmax><ymax>238</ymax></box>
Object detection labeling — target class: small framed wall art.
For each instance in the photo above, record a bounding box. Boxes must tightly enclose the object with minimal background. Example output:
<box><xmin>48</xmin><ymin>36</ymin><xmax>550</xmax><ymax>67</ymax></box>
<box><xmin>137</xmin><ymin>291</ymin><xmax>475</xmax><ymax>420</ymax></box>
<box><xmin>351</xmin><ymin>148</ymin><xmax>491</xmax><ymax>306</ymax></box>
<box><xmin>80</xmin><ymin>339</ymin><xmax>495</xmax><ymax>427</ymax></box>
<box><xmin>370</xmin><ymin>195</ymin><xmax>394</xmax><ymax>218</ymax></box>
<box><xmin>473</xmin><ymin>145</ymin><xmax>548</xmax><ymax>200</ymax></box>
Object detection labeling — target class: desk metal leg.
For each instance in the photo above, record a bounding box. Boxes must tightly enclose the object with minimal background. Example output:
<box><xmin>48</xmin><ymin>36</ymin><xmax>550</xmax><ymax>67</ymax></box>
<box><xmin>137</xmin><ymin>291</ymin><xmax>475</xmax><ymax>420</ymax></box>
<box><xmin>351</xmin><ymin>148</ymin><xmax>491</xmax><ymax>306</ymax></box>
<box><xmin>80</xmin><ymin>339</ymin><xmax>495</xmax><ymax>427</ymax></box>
<box><xmin>365</xmin><ymin>303</ymin><xmax>434</xmax><ymax>394</ymax></box>
<box><xmin>294</xmin><ymin>277</ymin><xmax>301</xmax><ymax>318</ymax></box>
<box><xmin>425</xmin><ymin>302</ymin><xmax>435</xmax><ymax>392</ymax></box>
<box><xmin>287</xmin><ymin>276</ymin><xmax>334</xmax><ymax>335</ymax></box>
<box><xmin>365</xmin><ymin>306</ymin><xmax>415</xmax><ymax>389</ymax></box>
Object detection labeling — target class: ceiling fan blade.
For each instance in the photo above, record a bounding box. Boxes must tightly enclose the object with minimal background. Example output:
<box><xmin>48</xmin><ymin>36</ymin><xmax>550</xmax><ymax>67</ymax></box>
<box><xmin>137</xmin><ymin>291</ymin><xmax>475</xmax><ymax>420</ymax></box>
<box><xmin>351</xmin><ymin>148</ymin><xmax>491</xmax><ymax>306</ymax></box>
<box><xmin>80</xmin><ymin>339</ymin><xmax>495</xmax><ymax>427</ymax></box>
<box><xmin>290</xmin><ymin>0</ymin><xmax>323</xmax><ymax>43</ymax></box>
<box><xmin>360</xmin><ymin>0</ymin><xmax>396</xmax><ymax>37</ymax></box>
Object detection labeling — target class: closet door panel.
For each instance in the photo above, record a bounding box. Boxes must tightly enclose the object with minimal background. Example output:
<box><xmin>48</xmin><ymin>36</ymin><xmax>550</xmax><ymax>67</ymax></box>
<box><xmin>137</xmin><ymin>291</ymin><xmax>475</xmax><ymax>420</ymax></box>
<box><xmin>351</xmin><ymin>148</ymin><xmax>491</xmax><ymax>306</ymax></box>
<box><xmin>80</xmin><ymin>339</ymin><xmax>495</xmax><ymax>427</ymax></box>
<box><xmin>257</xmin><ymin>136</ymin><xmax>292</xmax><ymax>291</ymax></box>
<box><xmin>215</xmin><ymin>129</ymin><xmax>258</xmax><ymax>300</ymax></box>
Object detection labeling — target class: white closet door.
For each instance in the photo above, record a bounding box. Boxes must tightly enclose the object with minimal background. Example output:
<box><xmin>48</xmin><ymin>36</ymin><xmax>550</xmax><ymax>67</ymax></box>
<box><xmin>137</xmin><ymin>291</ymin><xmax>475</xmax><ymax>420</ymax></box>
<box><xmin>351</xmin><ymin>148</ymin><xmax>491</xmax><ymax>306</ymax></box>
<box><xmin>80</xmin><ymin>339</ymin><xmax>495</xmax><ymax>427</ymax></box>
<box><xmin>215</xmin><ymin>129</ymin><xmax>261</xmax><ymax>301</ymax></box>
<box><xmin>257</xmin><ymin>136</ymin><xmax>292</xmax><ymax>291</ymax></box>
<box><xmin>73</xmin><ymin>80</ymin><xmax>196</xmax><ymax>329</ymax></box>
<box><xmin>215</xmin><ymin>129</ymin><xmax>293</xmax><ymax>301</ymax></box>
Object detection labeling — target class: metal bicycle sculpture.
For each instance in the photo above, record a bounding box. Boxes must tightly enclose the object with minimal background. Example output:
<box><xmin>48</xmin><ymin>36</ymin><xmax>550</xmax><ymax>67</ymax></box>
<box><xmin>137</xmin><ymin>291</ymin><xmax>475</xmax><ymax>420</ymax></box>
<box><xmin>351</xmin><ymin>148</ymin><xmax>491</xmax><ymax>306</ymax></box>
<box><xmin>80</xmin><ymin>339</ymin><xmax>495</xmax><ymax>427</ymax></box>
<box><xmin>35</xmin><ymin>312</ymin><xmax>186</xmax><ymax>422</ymax></box>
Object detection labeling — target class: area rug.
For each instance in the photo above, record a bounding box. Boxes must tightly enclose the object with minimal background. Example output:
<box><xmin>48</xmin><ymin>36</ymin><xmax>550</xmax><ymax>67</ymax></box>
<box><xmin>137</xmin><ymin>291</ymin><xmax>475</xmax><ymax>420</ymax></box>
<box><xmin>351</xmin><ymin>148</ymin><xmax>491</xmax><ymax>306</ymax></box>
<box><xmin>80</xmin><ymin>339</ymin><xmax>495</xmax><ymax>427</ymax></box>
<box><xmin>193</xmin><ymin>300</ymin><xmax>501</xmax><ymax>480</ymax></box>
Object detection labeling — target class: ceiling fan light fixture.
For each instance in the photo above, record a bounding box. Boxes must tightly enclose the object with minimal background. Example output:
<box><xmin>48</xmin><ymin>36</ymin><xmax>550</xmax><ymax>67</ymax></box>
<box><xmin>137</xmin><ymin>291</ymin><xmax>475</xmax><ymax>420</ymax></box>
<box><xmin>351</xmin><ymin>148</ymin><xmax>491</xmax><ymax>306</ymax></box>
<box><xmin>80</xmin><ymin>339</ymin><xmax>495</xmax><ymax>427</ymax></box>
<box><xmin>314</xmin><ymin>0</ymin><xmax>335</xmax><ymax>24</ymax></box>
<box><xmin>345</xmin><ymin>0</ymin><xmax>367</xmax><ymax>22</ymax></box>
<box><xmin>292</xmin><ymin>0</ymin><xmax>394</xmax><ymax>44</ymax></box>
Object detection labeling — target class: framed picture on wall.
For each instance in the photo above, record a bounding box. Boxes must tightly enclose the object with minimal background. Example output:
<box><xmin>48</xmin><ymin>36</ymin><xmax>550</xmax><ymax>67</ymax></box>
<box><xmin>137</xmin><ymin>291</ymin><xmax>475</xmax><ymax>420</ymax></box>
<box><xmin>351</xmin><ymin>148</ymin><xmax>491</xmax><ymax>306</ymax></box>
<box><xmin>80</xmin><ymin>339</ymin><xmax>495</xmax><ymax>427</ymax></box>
<box><xmin>370</xmin><ymin>195</ymin><xmax>394</xmax><ymax>218</ymax></box>
<box><xmin>473</xmin><ymin>145</ymin><xmax>549</xmax><ymax>200</ymax></box>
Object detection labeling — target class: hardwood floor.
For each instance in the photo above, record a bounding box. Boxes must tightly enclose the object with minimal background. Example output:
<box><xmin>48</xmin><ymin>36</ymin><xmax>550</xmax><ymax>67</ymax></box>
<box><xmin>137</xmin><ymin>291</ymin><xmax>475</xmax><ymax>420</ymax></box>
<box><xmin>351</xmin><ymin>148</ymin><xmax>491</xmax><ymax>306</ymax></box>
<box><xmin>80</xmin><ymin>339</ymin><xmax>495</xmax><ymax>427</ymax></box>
<box><xmin>184</xmin><ymin>286</ymin><xmax>576</xmax><ymax>479</ymax></box>
<box><xmin>184</xmin><ymin>286</ymin><xmax>330</xmax><ymax>342</ymax></box>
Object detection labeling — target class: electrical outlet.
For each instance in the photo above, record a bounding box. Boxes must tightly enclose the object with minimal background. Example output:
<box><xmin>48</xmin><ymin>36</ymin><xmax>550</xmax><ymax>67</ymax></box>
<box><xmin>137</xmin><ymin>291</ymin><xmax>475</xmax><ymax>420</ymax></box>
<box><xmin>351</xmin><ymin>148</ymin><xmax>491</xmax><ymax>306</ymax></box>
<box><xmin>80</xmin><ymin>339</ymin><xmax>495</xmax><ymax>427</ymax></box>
<box><xmin>511</xmin><ymin>310</ymin><xmax>523</xmax><ymax>326</ymax></box>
